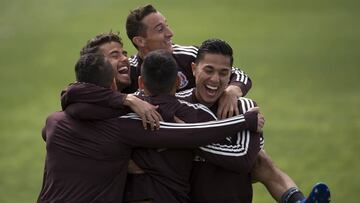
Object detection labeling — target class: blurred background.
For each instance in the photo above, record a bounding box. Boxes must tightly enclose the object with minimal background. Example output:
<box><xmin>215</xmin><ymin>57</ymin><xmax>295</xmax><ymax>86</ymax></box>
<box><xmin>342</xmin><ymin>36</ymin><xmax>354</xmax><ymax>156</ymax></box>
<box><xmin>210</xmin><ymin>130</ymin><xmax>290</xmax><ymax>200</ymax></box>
<box><xmin>0</xmin><ymin>0</ymin><xmax>359</xmax><ymax>202</ymax></box>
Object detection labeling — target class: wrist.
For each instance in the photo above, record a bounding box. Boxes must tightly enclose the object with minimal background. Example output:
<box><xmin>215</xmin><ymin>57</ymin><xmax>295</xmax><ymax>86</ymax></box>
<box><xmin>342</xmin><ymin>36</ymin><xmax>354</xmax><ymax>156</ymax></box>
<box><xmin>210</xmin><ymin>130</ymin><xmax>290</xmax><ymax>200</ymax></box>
<box><xmin>226</xmin><ymin>85</ymin><xmax>243</xmax><ymax>97</ymax></box>
<box><xmin>123</xmin><ymin>94</ymin><xmax>133</xmax><ymax>107</ymax></box>
<box><xmin>244</xmin><ymin>111</ymin><xmax>258</xmax><ymax>132</ymax></box>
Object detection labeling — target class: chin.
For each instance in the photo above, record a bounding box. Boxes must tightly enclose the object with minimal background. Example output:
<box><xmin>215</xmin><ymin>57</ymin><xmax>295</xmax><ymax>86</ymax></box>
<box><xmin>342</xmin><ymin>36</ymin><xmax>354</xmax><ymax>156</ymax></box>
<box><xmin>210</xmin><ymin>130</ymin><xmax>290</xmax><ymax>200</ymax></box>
<box><xmin>118</xmin><ymin>79</ymin><xmax>131</xmax><ymax>86</ymax></box>
<box><xmin>118</xmin><ymin>76</ymin><xmax>130</xmax><ymax>81</ymax></box>
<box><xmin>165</xmin><ymin>46</ymin><xmax>173</xmax><ymax>53</ymax></box>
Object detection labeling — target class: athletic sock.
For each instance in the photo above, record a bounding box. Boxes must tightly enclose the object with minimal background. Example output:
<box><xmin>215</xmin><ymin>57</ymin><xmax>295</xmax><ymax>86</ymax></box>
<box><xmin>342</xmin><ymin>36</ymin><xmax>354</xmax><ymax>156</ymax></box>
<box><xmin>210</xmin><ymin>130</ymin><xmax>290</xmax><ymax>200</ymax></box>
<box><xmin>280</xmin><ymin>187</ymin><xmax>305</xmax><ymax>203</ymax></box>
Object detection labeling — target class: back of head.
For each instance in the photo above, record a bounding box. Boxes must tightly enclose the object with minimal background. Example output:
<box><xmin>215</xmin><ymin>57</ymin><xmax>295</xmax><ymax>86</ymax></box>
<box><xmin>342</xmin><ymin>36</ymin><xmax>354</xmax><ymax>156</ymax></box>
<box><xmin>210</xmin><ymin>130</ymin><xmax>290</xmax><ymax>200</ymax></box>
<box><xmin>126</xmin><ymin>4</ymin><xmax>157</xmax><ymax>49</ymax></box>
<box><xmin>195</xmin><ymin>38</ymin><xmax>234</xmax><ymax>66</ymax></box>
<box><xmin>141</xmin><ymin>49</ymin><xmax>178</xmax><ymax>95</ymax></box>
<box><xmin>75</xmin><ymin>52</ymin><xmax>114</xmax><ymax>88</ymax></box>
<box><xmin>80</xmin><ymin>31</ymin><xmax>123</xmax><ymax>55</ymax></box>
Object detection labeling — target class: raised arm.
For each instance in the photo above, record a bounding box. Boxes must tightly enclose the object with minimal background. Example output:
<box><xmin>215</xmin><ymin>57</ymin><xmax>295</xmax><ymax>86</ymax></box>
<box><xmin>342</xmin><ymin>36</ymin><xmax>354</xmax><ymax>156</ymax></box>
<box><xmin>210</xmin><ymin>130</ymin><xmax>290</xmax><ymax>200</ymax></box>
<box><xmin>217</xmin><ymin>67</ymin><xmax>252</xmax><ymax>119</ymax></box>
<box><xmin>229</xmin><ymin>67</ymin><xmax>252</xmax><ymax>96</ymax></box>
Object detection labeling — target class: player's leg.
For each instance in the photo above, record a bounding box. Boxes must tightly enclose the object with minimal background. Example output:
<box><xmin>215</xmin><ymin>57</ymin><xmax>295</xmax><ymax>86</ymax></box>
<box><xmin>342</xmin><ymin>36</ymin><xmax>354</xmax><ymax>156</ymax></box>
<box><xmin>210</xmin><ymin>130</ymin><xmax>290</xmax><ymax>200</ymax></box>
<box><xmin>252</xmin><ymin>150</ymin><xmax>305</xmax><ymax>203</ymax></box>
<box><xmin>252</xmin><ymin>150</ymin><xmax>331</xmax><ymax>203</ymax></box>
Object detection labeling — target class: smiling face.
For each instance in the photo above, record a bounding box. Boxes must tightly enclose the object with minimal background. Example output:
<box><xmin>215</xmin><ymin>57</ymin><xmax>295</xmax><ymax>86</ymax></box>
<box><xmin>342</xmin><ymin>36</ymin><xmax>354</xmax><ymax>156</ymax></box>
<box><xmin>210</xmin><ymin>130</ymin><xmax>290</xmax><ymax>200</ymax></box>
<box><xmin>193</xmin><ymin>53</ymin><xmax>232</xmax><ymax>107</ymax></box>
<box><xmin>140</xmin><ymin>12</ymin><xmax>174</xmax><ymax>56</ymax></box>
<box><xmin>99</xmin><ymin>41</ymin><xmax>131</xmax><ymax>90</ymax></box>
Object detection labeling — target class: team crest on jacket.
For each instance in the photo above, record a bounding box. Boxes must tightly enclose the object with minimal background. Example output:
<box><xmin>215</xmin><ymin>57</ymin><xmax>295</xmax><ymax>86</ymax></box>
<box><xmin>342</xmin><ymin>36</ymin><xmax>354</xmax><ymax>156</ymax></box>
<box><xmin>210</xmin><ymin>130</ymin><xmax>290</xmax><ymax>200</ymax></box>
<box><xmin>177</xmin><ymin>71</ymin><xmax>189</xmax><ymax>89</ymax></box>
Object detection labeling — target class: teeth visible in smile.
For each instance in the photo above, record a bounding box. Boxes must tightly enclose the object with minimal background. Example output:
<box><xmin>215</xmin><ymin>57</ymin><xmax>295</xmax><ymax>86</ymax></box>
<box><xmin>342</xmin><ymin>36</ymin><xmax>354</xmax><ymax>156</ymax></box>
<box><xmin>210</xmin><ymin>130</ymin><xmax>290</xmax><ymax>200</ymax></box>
<box><xmin>118</xmin><ymin>66</ymin><xmax>128</xmax><ymax>73</ymax></box>
<box><xmin>206</xmin><ymin>85</ymin><xmax>218</xmax><ymax>90</ymax></box>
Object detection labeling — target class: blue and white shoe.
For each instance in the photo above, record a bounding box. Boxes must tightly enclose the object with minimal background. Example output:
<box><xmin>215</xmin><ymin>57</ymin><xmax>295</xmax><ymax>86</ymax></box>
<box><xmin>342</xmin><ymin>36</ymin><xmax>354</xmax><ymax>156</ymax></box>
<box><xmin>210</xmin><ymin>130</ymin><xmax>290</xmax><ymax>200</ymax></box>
<box><xmin>300</xmin><ymin>182</ymin><xmax>331</xmax><ymax>203</ymax></box>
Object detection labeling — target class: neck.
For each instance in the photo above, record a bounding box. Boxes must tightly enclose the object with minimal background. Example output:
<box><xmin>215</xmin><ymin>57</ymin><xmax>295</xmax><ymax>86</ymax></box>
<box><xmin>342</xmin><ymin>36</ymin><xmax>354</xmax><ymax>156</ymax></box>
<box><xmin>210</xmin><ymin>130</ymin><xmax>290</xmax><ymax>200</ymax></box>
<box><xmin>145</xmin><ymin>91</ymin><xmax>175</xmax><ymax>97</ymax></box>
<box><xmin>138</xmin><ymin>49</ymin><xmax>148</xmax><ymax>59</ymax></box>
<box><xmin>144</xmin><ymin>83</ymin><xmax>177</xmax><ymax>96</ymax></box>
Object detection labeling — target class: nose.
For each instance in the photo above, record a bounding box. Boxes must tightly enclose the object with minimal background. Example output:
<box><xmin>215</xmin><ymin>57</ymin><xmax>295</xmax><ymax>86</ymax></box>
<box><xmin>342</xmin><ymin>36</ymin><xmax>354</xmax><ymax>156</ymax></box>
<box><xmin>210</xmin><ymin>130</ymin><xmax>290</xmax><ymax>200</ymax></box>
<box><xmin>165</xmin><ymin>25</ymin><xmax>174</xmax><ymax>37</ymax></box>
<box><xmin>120</xmin><ymin>54</ymin><xmax>128</xmax><ymax>62</ymax></box>
<box><xmin>209</xmin><ymin>73</ymin><xmax>220</xmax><ymax>83</ymax></box>
<box><xmin>117</xmin><ymin>55</ymin><xmax>129</xmax><ymax>68</ymax></box>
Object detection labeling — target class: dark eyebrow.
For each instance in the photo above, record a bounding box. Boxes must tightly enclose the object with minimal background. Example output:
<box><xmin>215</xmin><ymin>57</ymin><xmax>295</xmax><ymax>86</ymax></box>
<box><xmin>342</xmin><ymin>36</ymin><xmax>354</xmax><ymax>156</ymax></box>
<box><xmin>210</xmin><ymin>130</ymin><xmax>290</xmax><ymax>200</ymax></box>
<box><xmin>204</xmin><ymin>65</ymin><xmax>214</xmax><ymax>69</ymax></box>
<box><xmin>221</xmin><ymin>67</ymin><xmax>231</xmax><ymax>71</ymax></box>
<box><xmin>154</xmin><ymin>23</ymin><xmax>163</xmax><ymax>30</ymax></box>
<box><xmin>109</xmin><ymin>50</ymin><xmax>120</xmax><ymax>54</ymax></box>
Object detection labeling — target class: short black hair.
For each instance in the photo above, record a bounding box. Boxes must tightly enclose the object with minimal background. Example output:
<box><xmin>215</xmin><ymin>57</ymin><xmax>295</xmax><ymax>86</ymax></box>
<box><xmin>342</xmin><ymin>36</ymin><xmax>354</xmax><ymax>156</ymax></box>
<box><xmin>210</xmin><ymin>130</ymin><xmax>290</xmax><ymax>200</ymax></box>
<box><xmin>195</xmin><ymin>38</ymin><xmax>234</xmax><ymax>66</ymax></box>
<box><xmin>126</xmin><ymin>4</ymin><xmax>157</xmax><ymax>49</ymax></box>
<box><xmin>75</xmin><ymin>52</ymin><xmax>114</xmax><ymax>88</ymax></box>
<box><xmin>80</xmin><ymin>31</ymin><xmax>123</xmax><ymax>55</ymax></box>
<box><xmin>141</xmin><ymin>49</ymin><xmax>178</xmax><ymax>95</ymax></box>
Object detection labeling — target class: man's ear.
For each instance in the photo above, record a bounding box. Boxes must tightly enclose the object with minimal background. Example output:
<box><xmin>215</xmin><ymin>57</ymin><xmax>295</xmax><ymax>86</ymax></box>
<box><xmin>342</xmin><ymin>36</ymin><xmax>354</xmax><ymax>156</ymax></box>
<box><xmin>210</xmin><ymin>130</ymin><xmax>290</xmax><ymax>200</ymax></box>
<box><xmin>111</xmin><ymin>78</ymin><xmax>118</xmax><ymax>91</ymax></box>
<box><xmin>191</xmin><ymin>62</ymin><xmax>197</xmax><ymax>76</ymax></box>
<box><xmin>138</xmin><ymin>76</ymin><xmax>145</xmax><ymax>90</ymax></box>
<box><xmin>133</xmin><ymin>36</ymin><xmax>145</xmax><ymax>49</ymax></box>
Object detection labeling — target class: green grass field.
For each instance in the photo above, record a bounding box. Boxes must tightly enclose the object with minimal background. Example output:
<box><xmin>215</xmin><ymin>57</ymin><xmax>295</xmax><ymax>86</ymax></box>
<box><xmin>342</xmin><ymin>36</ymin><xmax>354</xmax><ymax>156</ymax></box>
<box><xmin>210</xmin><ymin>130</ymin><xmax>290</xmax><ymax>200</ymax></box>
<box><xmin>1</xmin><ymin>0</ymin><xmax>359</xmax><ymax>202</ymax></box>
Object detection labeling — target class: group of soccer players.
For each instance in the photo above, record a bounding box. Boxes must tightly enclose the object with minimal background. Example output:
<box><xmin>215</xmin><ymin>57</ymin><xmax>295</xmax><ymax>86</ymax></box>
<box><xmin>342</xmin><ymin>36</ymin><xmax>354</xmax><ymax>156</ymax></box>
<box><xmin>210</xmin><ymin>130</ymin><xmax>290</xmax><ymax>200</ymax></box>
<box><xmin>37</xmin><ymin>4</ymin><xmax>331</xmax><ymax>203</ymax></box>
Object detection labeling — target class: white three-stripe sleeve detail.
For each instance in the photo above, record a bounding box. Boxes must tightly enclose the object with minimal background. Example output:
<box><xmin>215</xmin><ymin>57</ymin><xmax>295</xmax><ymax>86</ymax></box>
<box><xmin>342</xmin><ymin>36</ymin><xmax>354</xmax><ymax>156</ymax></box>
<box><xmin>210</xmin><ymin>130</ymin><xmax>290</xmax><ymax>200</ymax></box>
<box><xmin>172</xmin><ymin>44</ymin><xmax>198</xmax><ymax>52</ymax></box>
<box><xmin>172</xmin><ymin>46</ymin><xmax>198</xmax><ymax>55</ymax></box>
<box><xmin>244</xmin><ymin>74</ymin><xmax>248</xmax><ymax>84</ymax></box>
<box><xmin>232</xmin><ymin>67</ymin><xmax>250</xmax><ymax>84</ymax></box>
<box><xmin>241</xmin><ymin>97</ymin><xmax>264</xmax><ymax>148</ymax></box>
<box><xmin>199</xmin><ymin>98</ymin><xmax>257</xmax><ymax>156</ymax></box>
<box><xmin>159</xmin><ymin>117</ymin><xmax>245</xmax><ymax>129</ymax></box>
<box><xmin>128</xmin><ymin>56</ymin><xmax>139</xmax><ymax>67</ymax></box>
<box><xmin>236</xmin><ymin>131</ymin><xmax>241</xmax><ymax>145</ymax></box>
<box><xmin>199</xmin><ymin>131</ymin><xmax>250</xmax><ymax>156</ymax></box>
<box><xmin>232</xmin><ymin>67</ymin><xmax>240</xmax><ymax>81</ymax></box>
<box><xmin>199</xmin><ymin>99</ymin><xmax>245</xmax><ymax>156</ymax></box>
<box><xmin>175</xmin><ymin>88</ymin><xmax>194</xmax><ymax>98</ymax></box>
<box><xmin>120</xmin><ymin>112</ymin><xmax>245</xmax><ymax>129</ymax></box>
<box><xmin>172</xmin><ymin>50</ymin><xmax>197</xmax><ymax>58</ymax></box>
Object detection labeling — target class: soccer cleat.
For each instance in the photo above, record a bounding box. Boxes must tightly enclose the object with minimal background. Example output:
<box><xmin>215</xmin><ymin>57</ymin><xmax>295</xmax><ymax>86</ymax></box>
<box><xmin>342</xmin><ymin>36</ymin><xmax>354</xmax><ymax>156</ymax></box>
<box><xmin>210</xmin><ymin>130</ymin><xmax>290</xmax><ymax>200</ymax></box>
<box><xmin>300</xmin><ymin>182</ymin><xmax>331</xmax><ymax>203</ymax></box>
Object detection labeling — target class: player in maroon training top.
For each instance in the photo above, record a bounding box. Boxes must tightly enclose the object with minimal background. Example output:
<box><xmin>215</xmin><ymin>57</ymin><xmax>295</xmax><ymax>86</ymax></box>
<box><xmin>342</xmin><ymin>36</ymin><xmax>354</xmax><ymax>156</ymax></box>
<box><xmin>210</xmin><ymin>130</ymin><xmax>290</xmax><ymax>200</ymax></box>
<box><xmin>174</xmin><ymin>38</ymin><xmax>261</xmax><ymax>203</ymax></box>
<box><xmin>176</xmin><ymin>39</ymin><xmax>330</xmax><ymax>203</ymax></box>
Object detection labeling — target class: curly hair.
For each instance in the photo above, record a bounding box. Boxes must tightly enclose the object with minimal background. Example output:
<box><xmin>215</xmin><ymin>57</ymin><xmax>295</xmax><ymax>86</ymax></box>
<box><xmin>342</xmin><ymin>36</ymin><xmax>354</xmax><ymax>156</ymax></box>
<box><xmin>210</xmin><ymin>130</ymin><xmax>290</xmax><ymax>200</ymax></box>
<box><xmin>80</xmin><ymin>31</ymin><xmax>123</xmax><ymax>55</ymax></box>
